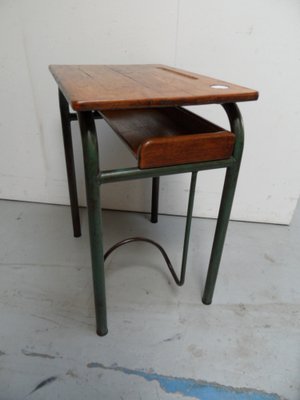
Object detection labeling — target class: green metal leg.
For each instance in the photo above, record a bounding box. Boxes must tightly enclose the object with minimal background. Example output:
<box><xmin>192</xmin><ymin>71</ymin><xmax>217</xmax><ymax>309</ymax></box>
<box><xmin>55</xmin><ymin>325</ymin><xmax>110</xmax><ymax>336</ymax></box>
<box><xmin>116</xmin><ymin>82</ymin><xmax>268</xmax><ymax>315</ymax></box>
<box><xmin>150</xmin><ymin>177</ymin><xmax>160</xmax><ymax>223</ymax></box>
<box><xmin>202</xmin><ymin>103</ymin><xmax>244</xmax><ymax>304</ymax></box>
<box><xmin>77</xmin><ymin>111</ymin><xmax>108</xmax><ymax>336</ymax></box>
<box><xmin>58</xmin><ymin>90</ymin><xmax>81</xmax><ymax>237</ymax></box>
<box><xmin>179</xmin><ymin>171</ymin><xmax>198</xmax><ymax>285</ymax></box>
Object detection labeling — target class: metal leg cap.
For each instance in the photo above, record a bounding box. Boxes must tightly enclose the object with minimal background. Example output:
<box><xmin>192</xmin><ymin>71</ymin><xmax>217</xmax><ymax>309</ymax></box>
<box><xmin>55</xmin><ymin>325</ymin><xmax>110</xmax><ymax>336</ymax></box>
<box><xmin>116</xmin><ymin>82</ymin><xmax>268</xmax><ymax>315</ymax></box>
<box><xmin>97</xmin><ymin>328</ymin><xmax>108</xmax><ymax>337</ymax></box>
<box><xmin>202</xmin><ymin>298</ymin><xmax>212</xmax><ymax>305</ymax></box>
<box><xmin>73</xmin><ymin>227</ymin><xmax>82</xmax><ymax>238</ymax></box>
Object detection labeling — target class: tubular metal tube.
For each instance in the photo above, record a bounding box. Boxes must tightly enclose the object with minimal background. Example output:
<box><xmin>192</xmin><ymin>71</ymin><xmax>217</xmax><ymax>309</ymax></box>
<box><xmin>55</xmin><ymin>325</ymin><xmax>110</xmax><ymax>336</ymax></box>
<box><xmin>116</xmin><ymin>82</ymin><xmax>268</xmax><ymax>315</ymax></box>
<box><xmin>58</xmin><ymin>89</ymin><xmax>81</xmax><ymax>237</ymax></box>
<box><xmin>98</xmin><ymin>158</ymin><xmax>235</xmax><ymax>185</ymax></box>
<box><xmin>179</xmin><ymin>171</ymin><xmax>198</xmax><ymax>285</ymax></box>
<box><xmin>150</xmin><ymin>177</ymin><xmax>160</xmax><ymax>223</ymax></box>
<box><xmin>78</xmin><ymin>111</ymin><xmax>108</xmax><ymax>336</ymax></box>
<box><xmin>202</xmin><ymin>103</ymin><xmax>244</xmax><ymax>305</ymax></box>
<box><xmin>69</xmin><ymin>111</ymin><xmax>103</xmax><ymax>121</ymax></box>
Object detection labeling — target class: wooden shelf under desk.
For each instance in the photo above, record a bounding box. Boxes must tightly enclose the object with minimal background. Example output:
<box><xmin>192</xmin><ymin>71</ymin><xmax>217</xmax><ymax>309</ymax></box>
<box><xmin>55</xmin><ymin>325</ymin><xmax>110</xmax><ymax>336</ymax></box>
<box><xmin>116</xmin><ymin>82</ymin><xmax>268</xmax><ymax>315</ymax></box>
<box><xmin>99</xmin><ymin>107</ymin><xmax>235</xmax><ymax>169</ymax></box>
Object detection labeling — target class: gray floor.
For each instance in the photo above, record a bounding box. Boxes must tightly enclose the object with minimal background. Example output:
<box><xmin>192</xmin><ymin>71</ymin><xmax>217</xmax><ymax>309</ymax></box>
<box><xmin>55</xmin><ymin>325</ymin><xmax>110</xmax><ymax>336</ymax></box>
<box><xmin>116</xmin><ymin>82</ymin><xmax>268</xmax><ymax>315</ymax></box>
<box><xmin>0</xmin><ymin>199</ymin><xmax>299</xmax><ymax>400</ymax></box>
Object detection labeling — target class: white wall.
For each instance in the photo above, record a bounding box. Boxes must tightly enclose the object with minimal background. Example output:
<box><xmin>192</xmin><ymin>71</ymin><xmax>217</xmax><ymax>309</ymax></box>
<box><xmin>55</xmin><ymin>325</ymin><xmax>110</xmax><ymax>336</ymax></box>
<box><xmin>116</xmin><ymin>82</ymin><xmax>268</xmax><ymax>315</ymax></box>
<box><xmin>1</xmin><ymin>0</ymin><xmax>300</xmax><ymax>224</ymax></box>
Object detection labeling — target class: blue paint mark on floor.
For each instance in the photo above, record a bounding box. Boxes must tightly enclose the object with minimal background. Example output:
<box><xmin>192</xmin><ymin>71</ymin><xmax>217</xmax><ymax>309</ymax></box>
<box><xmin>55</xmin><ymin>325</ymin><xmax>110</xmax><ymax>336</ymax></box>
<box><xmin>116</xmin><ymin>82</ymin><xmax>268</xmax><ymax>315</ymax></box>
<box><xmin>87</xmin><ymin>363</ymin><xmax>283</xmax><ymax>400</ymax></box>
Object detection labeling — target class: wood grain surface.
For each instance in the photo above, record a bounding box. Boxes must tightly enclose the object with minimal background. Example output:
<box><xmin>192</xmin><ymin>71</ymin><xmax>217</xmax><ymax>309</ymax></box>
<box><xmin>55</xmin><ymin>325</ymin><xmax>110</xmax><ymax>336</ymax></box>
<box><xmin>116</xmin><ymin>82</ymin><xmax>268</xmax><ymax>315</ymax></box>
<box><xmin>49</xmin><ymin>64</ymin><xmax>258</xmax><ymax>111</ymax></box>
<box><xmin>100</xmin><ymin>107</ymin><xmax>235</xmax><ymax>168</ymax></box>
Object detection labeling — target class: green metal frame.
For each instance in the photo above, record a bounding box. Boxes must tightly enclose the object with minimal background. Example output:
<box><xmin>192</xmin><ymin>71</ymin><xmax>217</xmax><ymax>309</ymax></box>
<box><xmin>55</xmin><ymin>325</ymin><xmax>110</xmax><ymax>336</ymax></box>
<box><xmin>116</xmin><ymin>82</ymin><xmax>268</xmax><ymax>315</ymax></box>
<box><xmin>59</xmin><ymin>90</ymin><xmax>81</xmax><ymax>237</ymax></box>
<box><xmin>77</xmin><ymin>111</ymin><xmax>108</xmax><ymax>336</ymax></box>
<box><xmin>58</xmin><ymin>90</ymin><xmax>244</xmax><ymax>336</ymax></box>
<box><xmin>150</xmin><ymin>177</ymin><xmax>160</xmax><ymax>223</ymax></box>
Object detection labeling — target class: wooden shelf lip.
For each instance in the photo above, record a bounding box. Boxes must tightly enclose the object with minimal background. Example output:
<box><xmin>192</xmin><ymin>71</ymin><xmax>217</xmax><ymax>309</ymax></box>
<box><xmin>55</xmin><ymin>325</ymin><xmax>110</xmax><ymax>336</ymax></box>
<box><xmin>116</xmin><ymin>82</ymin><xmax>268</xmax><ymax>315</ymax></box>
<box><xmin>99</xmin><ymin>107</ymin><xmax>236</xmax><ymax>169</ymax></box>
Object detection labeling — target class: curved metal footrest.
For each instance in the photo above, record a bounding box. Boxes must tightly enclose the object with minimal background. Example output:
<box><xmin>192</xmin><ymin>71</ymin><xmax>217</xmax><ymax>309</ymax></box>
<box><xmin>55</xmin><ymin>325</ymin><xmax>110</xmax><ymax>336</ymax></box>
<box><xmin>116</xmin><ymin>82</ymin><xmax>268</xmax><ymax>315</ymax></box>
<box><xmin>104</xmin><ymin>172</ymin><xmax>198</xmax><ymax>288</ymax></box>
<box><xmin>104</xmin><ymin>237</ymin><xmax>184</xmax><ymax>286</ymax></box>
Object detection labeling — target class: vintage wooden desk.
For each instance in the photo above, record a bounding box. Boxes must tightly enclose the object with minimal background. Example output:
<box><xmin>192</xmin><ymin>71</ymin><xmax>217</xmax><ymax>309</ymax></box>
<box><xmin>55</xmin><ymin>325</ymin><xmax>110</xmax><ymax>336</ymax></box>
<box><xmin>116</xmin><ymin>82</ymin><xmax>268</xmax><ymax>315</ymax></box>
<box><xmin>49</xmin><ymin>64</ymin><xmax>258</xmax><ymax>336</ymax></box>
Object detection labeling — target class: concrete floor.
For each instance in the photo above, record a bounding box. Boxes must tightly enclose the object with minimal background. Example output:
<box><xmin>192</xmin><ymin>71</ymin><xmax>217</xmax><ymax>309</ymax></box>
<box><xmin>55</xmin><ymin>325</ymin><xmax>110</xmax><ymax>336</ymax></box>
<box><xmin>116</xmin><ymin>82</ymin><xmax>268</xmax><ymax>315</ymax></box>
<box><xmin>0</xmin><ymin>199</ymin><xmax>299</xmax><ymax>400</ymax></box>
